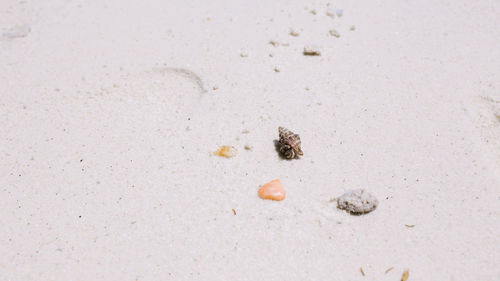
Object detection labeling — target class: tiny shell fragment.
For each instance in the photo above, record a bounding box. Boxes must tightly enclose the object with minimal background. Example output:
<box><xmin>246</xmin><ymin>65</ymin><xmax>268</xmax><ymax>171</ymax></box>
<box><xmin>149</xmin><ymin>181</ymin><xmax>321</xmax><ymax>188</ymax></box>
<box><xmin>360</xmin><ymin>267</ymin><xmax>365</xmax><ymax>276</ymax></box>
<box><xmin>401</xmin><ymin>269</ymin><xmax>409</xmax><ymax>281</ymax></box>
<box><xmin>258</xmin><ymin>179</ymin><xmax>286</xmax><ymax>201</ymax></box>
<box><xmin>337</xmin><ymin>189</ymin><xmax>378</xmax><ymax>214</ymax></box>
<box><xmin>214</xmin><ymin>146</ymin><xmax>237</xmax><ymax>158</ymax></box>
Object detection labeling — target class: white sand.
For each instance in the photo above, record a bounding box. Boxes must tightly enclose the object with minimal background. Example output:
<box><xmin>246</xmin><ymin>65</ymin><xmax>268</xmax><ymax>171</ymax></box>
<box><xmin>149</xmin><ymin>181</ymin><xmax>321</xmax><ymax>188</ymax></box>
<box><xmin>1</xmin><ymin>0</ymin><xmax>499</xmax><ymax>280</ymax></box>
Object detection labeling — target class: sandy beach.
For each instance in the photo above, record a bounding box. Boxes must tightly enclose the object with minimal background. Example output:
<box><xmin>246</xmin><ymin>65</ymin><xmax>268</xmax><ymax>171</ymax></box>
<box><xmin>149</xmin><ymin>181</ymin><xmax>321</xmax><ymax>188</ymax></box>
<box><xmin>1</xmin><ymin>0</ymin><xmax>499</xmax><ymax>280</ymax></box>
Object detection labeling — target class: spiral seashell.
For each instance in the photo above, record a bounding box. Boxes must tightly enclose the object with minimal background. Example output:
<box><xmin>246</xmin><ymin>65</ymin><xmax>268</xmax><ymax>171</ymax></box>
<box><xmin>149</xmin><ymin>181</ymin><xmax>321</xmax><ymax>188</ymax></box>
<box><xmin>278</xmin><ymin>127</ymin><xmax>303</xmax><ymax>159</ymax></box>
<box><xmin>279</xmin><ymin>144</ymin><xmax>295</xmax><ymax>159</ymax></box>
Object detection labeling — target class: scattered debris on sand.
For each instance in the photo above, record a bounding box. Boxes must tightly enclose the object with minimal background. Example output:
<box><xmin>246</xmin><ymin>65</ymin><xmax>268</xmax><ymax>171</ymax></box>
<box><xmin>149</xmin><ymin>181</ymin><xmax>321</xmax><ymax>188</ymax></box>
<box><xmin>240</xmin><ymin>51</ymin><xmax>248</xmax><ymax>57</ymax></box>
<box><xmin>405</xmin><ymin>224</ymin><xmax>415</xmax><ymax>228</ymax></box>
<box><xmin>401</xmin><ymin>269</ymin><xmax>409</xmax><ymax>281</ymax></box>
<box><xmin>385</xmin><ymin>267</ymin><xmax>394</xmax><ymax>274</ymax></box>
<box><xmin>274</xmin><ymin>66</ymin><xmax>280</xmax><ymax>72</ymax></box>
<box><xmin>350</xmin><ymin>25</ymin><xmax>356</xmax><ymax>31</ymax></box>
<box><xmin>2</xmin><ymin>24</ymin><xmax>31</xmax><ymax>39</ymax></box>
<box><xmin>337</xmin><ymin>189</ymin><xmax>378</xmax><ymax>214</ymax></box>
<box><xmin>214</xmin><ymin>146</ymin><xmax>237</xmax><ymax>158</ymax></box>
<box><xmin>244</xmin><ymin>145</ymin><xmax>252</xmax><ymax>151</ymax></box>
<box><xmin>232</xmin><ymin>208</ymin><xmax>237</xmax><ymax>215</ymax></box>
<box><xmin>329</xmin><ymin>29</ymin><xmax>340</xmax><ymax>38</ymax></box>
<box><xmin>258</xmin><ymin>179</ymin><xmax>286</xmax><ymax>201</ymax></box>
<box><xmin>335</xmin><ymin>9</ymin><xmax>344</xmax><ymax>17</ymax></box>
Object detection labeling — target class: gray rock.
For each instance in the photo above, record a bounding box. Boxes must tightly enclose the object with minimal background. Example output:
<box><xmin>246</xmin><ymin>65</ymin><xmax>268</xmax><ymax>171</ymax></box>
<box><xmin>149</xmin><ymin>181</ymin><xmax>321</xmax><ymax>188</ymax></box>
<box><xmin>337</xmin><ymin>189</ymin><xmax>378</xmax><ymax>214</ymax></box>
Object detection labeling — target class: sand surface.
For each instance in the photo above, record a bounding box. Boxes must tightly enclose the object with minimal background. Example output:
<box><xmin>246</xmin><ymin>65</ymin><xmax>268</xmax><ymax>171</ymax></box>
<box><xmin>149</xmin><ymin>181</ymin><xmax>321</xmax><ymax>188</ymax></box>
<box><xmin>1</xmin><ymin>0</ymin><xmax>499</xmax><ymax>280</ymax></box>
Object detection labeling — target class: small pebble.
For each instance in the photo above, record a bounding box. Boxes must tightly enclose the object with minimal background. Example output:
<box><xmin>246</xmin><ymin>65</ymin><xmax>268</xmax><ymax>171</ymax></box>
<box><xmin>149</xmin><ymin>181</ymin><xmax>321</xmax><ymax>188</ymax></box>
<box><xmin>329</xmin><ymin>29</ymin><xmax>340</xmax><ymax>38</ymax></box>
<box><xmin>289</xmin><ymin>29</ymin><xmax>300</xmax><ymax>37</ymax></box>
<box><xmin>258</xmin><ymin>179</ymin><xmax>286</xmax><ymax>201</ymax></box>
<box><xmin>214</xmin><ymin>146</ymin><xmax>237</xmax><ymax>158</ymax></box>
<box><xmin>326</xmin><ymin>9</ymin><xmax>335</xmax><ymax>18</ymax></box>
<box><xmin>337</xmin><ymin>189</ymin><xmax>378</xmax><ymax>214</ymax></box>
<box><xmin>269</xmin><ymin>40</ymin><xmax>279</xmax><ymax>47</ymax></box>
<box><xmin>303</xmin><ymin>46</ymin><xmax>322</xmax><ymax>56</ymax></box>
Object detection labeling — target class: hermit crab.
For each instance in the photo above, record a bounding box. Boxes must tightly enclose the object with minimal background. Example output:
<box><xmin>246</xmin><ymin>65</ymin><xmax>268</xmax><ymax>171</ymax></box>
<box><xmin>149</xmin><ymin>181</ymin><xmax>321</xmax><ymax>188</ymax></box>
<box><xmin>278</xmin><ymin>127</ymin><xmax>303</xmax><ymax>159</ymax></box>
